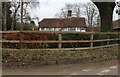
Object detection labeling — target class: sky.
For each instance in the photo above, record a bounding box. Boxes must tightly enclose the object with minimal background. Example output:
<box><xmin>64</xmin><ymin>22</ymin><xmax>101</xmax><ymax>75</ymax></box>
<box><xmin>29</xmin><ymin>0</ymin><xmax>119</xmax><ymax>25</ymax></box>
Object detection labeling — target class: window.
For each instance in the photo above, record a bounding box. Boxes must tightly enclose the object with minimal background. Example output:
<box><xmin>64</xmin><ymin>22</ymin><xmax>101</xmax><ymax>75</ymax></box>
<box><xmin>64</xmin><ymin>28</ymin><xmax>68</xmax><ymax>31</ymax></box>
<box><xmin>70</xmin><ymin>27</ymin><xmax>75</xmax><ymax>31</ymax></box>
<box><xmin>41</xmin><ymin>28</ymin><xmax>44</xmax><ymax>31</ymax></box>
<box><xmin>81</xmin><ymin>28</ymin><xmax>86</xmax><ymax>32</ymax></box>
<box><xmin>48</xmin><ymin>28</ymin><xmax>53</xmax><ymax>31</ymax></box>
<box><xmin>75</xmin><ymin>27</ymin><xmax>80</xmax><ymax>32</ymax></box>
<box><xmin>81</xmin><ymin>28</ymin><xmax>84</xmax><ymax>30</ymax></box>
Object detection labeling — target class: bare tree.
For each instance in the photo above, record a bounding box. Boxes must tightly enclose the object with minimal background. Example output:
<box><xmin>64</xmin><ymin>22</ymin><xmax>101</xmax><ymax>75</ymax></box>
<box><xmin>55</xmin><ymin>3</ymin><xmax>81</xmax><ymax>18</ymax></box>
<box><xmin>10</xmin><ymin>2</ymin><xmax>21</xmax><ymax>30</ymax></box>
<box><xmin>82</xmin><ymin>2</ymin><xmax>100</xmax><ymax>27</ymax></box>
<box><xmin>10</xmin><ymin>0</ymin><xmax>40</xmax><ymax>30</ymax></box>
<box><xmin>55</xmin><ymin>3</ymin><xmax>100</xmax><ymax>28</ymax></box>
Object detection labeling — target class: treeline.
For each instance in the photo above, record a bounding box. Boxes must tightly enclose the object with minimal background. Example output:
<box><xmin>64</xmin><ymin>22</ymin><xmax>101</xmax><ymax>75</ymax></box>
<box><xmin>1</xmin><ymin>0</ymin><xmax>39</xmax><ymax>31</ymax></box>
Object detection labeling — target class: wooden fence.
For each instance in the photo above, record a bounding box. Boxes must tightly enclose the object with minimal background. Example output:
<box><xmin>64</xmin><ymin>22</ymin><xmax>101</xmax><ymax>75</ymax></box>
<box><xmin>1</xmin><ymin>31</ymin><xmax>120</xmax><ymax>49</ymax></box>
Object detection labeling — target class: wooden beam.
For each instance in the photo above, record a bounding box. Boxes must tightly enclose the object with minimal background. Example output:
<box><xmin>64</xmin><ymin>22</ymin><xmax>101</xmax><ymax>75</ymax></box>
<box><xmin>1</xmin><ymin>40</ymin><xmax>20</xmax><ymax>43</ymax></box>
<box><xmin>1</xmin><ymin>38</ymin><xmax>119</xmax><ymax>43</ymax></box>
<box><xmin>1</xmin><ymin>40</ymin><xmax>93</xmax><ymax>43</ymax></box>
<box><xmin>22</xmin><ymin>40</ymin><xmax>94</xmax><ymax>43</ymax></box>
<box><xmin>1</xmin><ymin>31</ymin><xmax>119</xmax><ymax>35</ymax></box>
<box><xmin>94</xmin><ymin>39</ymin><xmax>120</xmax><ymax>42</ymax></box>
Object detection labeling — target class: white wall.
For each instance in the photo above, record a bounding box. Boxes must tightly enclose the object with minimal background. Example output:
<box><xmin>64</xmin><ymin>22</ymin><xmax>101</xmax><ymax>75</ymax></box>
<box><xmin>39</xmin><ymin>27</ymin><xmax>86</xmax><ymax>32</ymax></box>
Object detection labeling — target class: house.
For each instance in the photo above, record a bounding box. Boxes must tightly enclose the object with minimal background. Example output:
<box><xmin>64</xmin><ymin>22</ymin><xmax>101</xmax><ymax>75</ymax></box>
<box><xmin>39</xmin><ymin>17</ymin><xmax>87</xmax><ymax>32</ymax></box>
<box><xmin>38</xmin><ymin>10</ymin><xmax>101</xmax><ymax>32</ymax></box>
<box><xmin>39</xmin><ymin>10</ymin><xmax>87</xmax><ymax>32</ymax></box>
<box><xmin>113</xmin><ymin>19</ymin><xmax>120</xmax><ymax>31</ymax></box>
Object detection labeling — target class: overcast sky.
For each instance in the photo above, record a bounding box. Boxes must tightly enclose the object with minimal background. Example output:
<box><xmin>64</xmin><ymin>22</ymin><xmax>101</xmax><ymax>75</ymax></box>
<box><xmin>29</xmin><ymin>0</ymin><xmax>119</xmax><ymax>25</ymax></box>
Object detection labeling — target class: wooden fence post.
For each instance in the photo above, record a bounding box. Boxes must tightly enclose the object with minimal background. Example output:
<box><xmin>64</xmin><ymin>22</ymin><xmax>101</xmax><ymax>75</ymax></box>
<box><xmin>107</xmin><ymin>33</ymin><xmax>110</xmax><ymax>45</ymax></box>
<box><xmin>58</xmin><ymin>33</ymin><xmax>62</xmax><ymax>49</ymax></box>
<box><xmin>20</xmin><ymin>1</ymin><xmax>24</xmax><ymax>49</ymax></box>
<box><xmin>90</xmin><ymin>33</ymin><xmax>94</xmax><ymax>48</ymax></box>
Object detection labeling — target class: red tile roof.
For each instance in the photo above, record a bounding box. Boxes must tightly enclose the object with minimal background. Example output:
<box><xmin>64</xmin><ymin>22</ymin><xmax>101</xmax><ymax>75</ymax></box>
<box><xmin>86</xmin><ymin>26</ymin><xmax>100</xmax><ymax>32</ymax></box>
<box><xmin>39</xmin><ymin>18</ymin><xmax>86</xmax><ymax>28</ymax></box>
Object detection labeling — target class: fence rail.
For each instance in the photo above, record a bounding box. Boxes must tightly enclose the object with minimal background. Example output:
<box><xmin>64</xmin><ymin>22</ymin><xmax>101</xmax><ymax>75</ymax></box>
<box><xmin>1</xmin><ymin>31</ymin><xmax>120</xmax><ymax>49</ymax></box>
<box><xmin>1</xmin><ymin>30</ymin><xmax>120</xmax><ymax>34</ymax></box>
<box><xmin>1</xmin><ymin>39</ymin><xmax>120</xmax><ymax>43</ymax></box>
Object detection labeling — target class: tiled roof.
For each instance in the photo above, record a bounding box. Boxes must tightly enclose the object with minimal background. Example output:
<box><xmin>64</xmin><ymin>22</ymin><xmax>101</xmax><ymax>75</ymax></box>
<box><xmin>86</xmin><ymin>26</ymin><xmax>100</xmax><ymax>32</ymax></box>
<box><xmin>39</xmin><ymin>18</ymin><xmax>86</xmax><ymax>28</ymax></box>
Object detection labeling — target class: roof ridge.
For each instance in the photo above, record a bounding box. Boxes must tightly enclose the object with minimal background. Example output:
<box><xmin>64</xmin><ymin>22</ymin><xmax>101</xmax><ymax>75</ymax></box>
<box><xmin>43</xmin><ymin>18</ymin><xmax>64</xmax><ymax>20</ymax></box>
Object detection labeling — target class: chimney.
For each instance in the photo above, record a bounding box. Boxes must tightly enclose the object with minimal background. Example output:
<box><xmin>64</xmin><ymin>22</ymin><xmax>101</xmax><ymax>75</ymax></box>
<box><xmin>67</xmin><ymin>10</ymin><xmax>72</xmax><ymax>18</ymax></box>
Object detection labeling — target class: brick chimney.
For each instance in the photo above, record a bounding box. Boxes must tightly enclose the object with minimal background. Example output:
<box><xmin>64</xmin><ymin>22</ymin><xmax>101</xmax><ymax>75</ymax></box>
<box><xmin>67</xmin><ymin>10</ymin><xmax>72</xmax><ymax>18</ymax></box>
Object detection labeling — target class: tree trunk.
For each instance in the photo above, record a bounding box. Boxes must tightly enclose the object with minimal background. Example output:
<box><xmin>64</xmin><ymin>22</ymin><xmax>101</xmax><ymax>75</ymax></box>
<box><xmin>0</xmin><ymin>2</ymin><xmax>2</xmax><ymax>30</ymax></box>
<box><xmin>21</xmin><ymin>1</ymin><xmax>24</xmax><ymax>30</ymax></box>
<box><xmin>93</xmin><ymin>2</ymin><xmax>115</xmax><ymax>32</ymax></box>
<box><xmin>6</xmin><ymin>2</ymin><xmax>12</xmax><ymax>31</ymax></box>
<box><xmin>2</xmin><ymin>2</ymin><xmax>6</xmax><ymax>31</ymax></box>
<box><xmin>13</xmin><ymin>12</ymin><xmax>17</xmax><ymax>30</ymax></box>
<box><xmin>13</xmin><ymin>5</ymin><xmax>20</xmax><ymax>30</ymax></box>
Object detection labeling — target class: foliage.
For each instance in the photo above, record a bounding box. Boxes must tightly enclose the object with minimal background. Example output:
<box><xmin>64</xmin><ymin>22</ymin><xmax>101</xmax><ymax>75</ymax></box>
<box><xmin>2</xmin><ymin>32</ymin><xmax>91</xmax><ymax>48</ymax></box>
<box><xmin>62</xmin><ymin>34</ymin><xmax>90</xmax><ymax>48</ymax></box>
<box><xmin>2</xmin><ymin>32</ymin><xmax>52</xmax><ymax>49</ymax></box>
<box><xmin>2</xmin><ymin>32</ymin><xmax>119</xmax><ymax>49</ymax></box>
<box><xmin>1</xmin><ymin>0</ymin><xmax>40</xmax><ymax>31</ymax></box>
<box><xmin>12</xmin><ymin>23</ymin><xmax>38</xmax><ymax>30</ymax></box>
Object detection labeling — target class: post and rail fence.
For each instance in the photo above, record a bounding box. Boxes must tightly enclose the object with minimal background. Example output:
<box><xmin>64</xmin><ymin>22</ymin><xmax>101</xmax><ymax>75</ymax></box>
<box><xmin>0</xmin><ymin>31</ymin><xmax>120</xmax><ymax>49</ymax></box>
